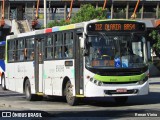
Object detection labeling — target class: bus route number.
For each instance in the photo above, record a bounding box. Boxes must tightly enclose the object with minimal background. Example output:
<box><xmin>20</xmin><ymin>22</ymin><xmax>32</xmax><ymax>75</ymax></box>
<box><xmin>95</xmin><ymin>24</ymin><xmax>102</xmax><ymax>30</ymax></box>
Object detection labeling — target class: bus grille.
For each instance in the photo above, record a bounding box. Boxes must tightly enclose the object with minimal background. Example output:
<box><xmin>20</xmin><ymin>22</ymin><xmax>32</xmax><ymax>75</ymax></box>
<box><xmin>104</xmin><ymin>89</ymin><xmax>138</xmax><ymax>95</ymax></box>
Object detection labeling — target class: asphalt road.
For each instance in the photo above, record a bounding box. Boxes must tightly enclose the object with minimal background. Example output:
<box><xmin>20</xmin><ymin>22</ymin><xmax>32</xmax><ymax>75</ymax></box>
<box><xmin>0</xmin><ymin>77</ymin><xmax>159</xmax><ymax>119</ymax></box>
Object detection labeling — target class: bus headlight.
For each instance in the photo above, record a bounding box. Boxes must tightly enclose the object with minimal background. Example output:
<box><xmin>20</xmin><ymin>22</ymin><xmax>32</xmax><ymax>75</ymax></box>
<box><xmin>90</xmin><ymin>78</ymin><xmax>103</xmax><ymax>86</ymax></box>
<box><xmin>138</xmin><ymin>76</ymin><xmax>148</xmax><ymax>85</ymax></box>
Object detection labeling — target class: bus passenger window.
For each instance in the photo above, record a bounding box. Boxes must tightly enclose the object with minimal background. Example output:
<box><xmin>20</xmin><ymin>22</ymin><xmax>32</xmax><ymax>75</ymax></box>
<box><xmin>11</xmin><ymin>53</ymin><xmax>15</xmax><ymax>61</ymax></box>
<box><xmin>47</xmin><ymin>52</ymin><xmax>52</xmax><ymax>59</ymax></box>
<box><xmin>65</xmin><ymin>47</ymin><xmax>73</xmax><ymax>58</ymax></box>
<box><xmin>30</xmin><ymin>52</ymin><xmax>34</xmax><ymax>60</ymax></box>
<box><xmin>20</xmin><ymin>50</ymin><xmax>24</xmax><ymax>61</ymax></box>
<box><xmin>55</xmin><ymin>47</ymin><xmax>62</xmax><ymax>58</ymax></box>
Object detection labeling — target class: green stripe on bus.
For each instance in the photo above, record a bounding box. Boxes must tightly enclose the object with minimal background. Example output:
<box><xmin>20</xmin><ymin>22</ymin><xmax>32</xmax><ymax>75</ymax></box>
<box><xmin>59</xmin><ymin>24</ymin><xmax>75</xmax><ymax>31</ymax></box>
<box><xmin>93</xmin><ymin>73</ymin><xmax>146</xmax><ymax>82</ymax></box>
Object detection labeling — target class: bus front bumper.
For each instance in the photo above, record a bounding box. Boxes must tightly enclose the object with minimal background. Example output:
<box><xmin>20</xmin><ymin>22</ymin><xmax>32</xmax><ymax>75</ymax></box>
<box><xmin>85</xmin><ymin>81</ymin><xmax>149</xmax><ymax>97</ymax></box>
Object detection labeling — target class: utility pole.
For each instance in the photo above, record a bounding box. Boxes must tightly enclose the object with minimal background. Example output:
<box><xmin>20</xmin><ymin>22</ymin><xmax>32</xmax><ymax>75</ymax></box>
<box><xmin>44</xmin><ymin>0</ymin><xmax>47</xmax><ymax>28</ymax></box>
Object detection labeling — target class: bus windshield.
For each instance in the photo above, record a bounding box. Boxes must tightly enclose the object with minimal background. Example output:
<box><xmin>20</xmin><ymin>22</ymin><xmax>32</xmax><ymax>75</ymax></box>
<box><xmin>85</xmin><ymin>32</ymin><xmax>147</xmax><ymax>69</ymax></box>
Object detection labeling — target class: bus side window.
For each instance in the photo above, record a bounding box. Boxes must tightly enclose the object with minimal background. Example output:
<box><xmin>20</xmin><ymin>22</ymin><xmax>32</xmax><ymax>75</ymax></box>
<box><xmin>30</xmin><ymin>52</ymin><xmax>34</xmax><ymax>60</ymax></box>
<box><xmin>9</xmin><ymin>51</ymin><xmax>15</xmax><ymax>62</ymax></box>
<box><xmin>55</xmin><ymin>47</ymin><xmax>62</xmax><ymax>58</ymax></box>
<box><xmin>19</xmin><ymin>50</ymin><xmax>24</xmax><ymax>61</ymax></box>
<box><xmin>64</xmin><ymin>32</ymin><xmax>73</xmax><ymax>58</ymax></box>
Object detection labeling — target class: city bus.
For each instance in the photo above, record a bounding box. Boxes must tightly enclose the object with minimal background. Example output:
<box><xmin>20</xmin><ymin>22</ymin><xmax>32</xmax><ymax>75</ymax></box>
<box><xmin>0</xmin><ymin>27</ymin><xmax>12</xmax><ymax>88</ymax></box>
<box><xmin>0</xmin><ymin>41</ymin><xmax>6</xmax><ymax>87</ymax></box>
<box><xmin>4</xmin><ymin>19</ymin><xmax>149</xmax><ymax>105</ymax></box>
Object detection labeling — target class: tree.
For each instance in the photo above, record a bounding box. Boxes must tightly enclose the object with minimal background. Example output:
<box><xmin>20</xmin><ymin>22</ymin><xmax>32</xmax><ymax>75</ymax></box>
<box><xmin>47</xmin><ymin>19</ymin><xmax>69</xmax><ymax>28</ymax></box>
<box><xmin>71</xmin><ymin>4</ymin><xmax>106</xmax><ymax>23</ymax></box>
<box><xmin>149</xmin><ymin>29</ymin><xmax>160</xmax><ymax>58</ymax></box>
<box><xmin>47</xmin><ymin>4</ymin><xmax>107</xmax><ymax>28</ymax></box>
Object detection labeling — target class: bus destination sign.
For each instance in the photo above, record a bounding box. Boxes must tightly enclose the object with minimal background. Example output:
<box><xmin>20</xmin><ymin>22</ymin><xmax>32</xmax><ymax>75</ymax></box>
<box><xmin>87</xmin><ymin>22</ymin><xmax>145</xmax><ymax>32</ymax></box>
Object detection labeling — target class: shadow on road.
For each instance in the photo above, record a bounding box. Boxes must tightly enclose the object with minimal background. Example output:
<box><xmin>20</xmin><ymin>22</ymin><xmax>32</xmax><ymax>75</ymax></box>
<box><xmin>41</xmin><ymin>91</ymin><xmax>160</xmax><ymax>108</ymax></box>
<box><xmin>0</xmin><ymin>86</ymin><xmax>160</xmax><ymax>108</ymax></box>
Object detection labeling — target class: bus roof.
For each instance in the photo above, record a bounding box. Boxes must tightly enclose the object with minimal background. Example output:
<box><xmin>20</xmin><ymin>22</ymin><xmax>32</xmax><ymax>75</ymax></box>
<box><xmin>17</xmin><ymin>29</ymin><xmax>45</xmax><ymax>38</ymax></box>
<box><xmin>6</xmin><ymin>35</ymin><xmax>17</xmax><ymax>40</ymax></box>
<box><xmin>6</xmin><ymin>19</ymin><xmax>145</xmax><ymax>40</ymax></box>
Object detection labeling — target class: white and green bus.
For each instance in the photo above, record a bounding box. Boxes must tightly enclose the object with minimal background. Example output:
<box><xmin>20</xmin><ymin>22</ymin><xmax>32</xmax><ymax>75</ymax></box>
<box><xmin>4</xmin><ymin>19</ymin><xmax>149</xmax><ymax>105</ymax></box>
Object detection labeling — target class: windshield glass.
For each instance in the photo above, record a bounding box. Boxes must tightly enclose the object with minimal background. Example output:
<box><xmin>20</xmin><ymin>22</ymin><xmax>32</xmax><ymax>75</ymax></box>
<box><xmin>85</xmin><ymin>32</ymin><xmax>147</xmax><ymax>69</ymax></box>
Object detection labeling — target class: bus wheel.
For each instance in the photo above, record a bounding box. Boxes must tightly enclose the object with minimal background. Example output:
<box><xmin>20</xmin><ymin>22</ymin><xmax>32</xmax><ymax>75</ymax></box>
<box><xmin>1</xmin><ymin>75</ymin><xmax>7</xmax><ymax>90</ymax></box>
<box><xmin>65</xmin><ymin>81</ymin><xmax>78</xmax><ymax>106</ymax></box>
<box><xmin>25</xmin><ymin>80</ymin><xmax>36</xmax><ymax>101</ymax></box>
<box><xmin>114</xmin><ymin>96</ymin><xmax>128</xmax><ymax>104</ymax></box>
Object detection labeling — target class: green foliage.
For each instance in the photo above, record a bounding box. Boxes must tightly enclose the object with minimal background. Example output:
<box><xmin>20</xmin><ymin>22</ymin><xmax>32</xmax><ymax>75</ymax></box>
<box><xmin>149</xmin><ymin>30</ymin><xmax>160</xmax><ymax>50</ymax></box>
<box><xmin>46</xmin><ymin>4</ymin><xmax>106</xmax><ymax>28</ymax></box>
<box><xmin>149</xmin><ymin>30</ymin><xmax>160</xmax><ymax>57</ymax></box>
<box><xmin>47</xmin><ymin>19</ymin><xmax>70</xmax><ymax>28</ymax></box>
<box><xmin>71</xmin><ymin>4</ymin><xmax>106</xmax><ymax>23</ymax></box>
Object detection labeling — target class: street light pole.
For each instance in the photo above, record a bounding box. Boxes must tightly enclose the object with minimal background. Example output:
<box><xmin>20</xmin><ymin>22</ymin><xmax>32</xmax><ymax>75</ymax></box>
<box><xmin>44</xmin><ymin>0</ymin><xmax>47</xmax><ymax>28</ymax></box>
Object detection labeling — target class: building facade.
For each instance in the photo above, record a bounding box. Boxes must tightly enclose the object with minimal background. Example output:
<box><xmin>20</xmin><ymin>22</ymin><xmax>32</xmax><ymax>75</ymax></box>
<box><xmin>0</xmin><ymin>0</ymin><xmax>160</xmax><ymax>29</ymax></box>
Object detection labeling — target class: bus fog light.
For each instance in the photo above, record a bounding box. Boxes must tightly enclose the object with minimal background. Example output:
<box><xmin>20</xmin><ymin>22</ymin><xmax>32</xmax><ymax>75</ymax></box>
<box><xmin>97</xmin><ymin>81</ymin><xmax>103</xmax><ymax>86</ymax></box>
<box><xmin>94</xmin><ymin>80</ymin><xmax>97</xmax><ymax>84</ymax></box>
<box><xmin>90</xmin><ymin>78</ymin><xmax>93</xmax><ymax>82</ymax></box>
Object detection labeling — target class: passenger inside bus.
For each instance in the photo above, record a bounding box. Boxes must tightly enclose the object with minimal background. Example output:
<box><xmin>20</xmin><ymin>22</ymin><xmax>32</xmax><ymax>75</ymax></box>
<box><xmin>65</xmin><ymin>47</ymin><xmax>73</xmax><ymax>58</ymax></box>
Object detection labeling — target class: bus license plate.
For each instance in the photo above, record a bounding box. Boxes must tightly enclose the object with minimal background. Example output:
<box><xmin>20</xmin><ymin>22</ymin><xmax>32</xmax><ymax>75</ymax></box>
<box><xmin>116</xmin><ymin>89</ymin><xmax>127</xmax><ymax>93</ymax></box>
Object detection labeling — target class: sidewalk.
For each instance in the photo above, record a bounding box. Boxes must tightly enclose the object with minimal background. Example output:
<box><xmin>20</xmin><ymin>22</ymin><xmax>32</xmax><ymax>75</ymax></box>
<box><xmin>149</xmin><ymin>77</ymin><xmax>160</xmax><ymax>85</ymax></box>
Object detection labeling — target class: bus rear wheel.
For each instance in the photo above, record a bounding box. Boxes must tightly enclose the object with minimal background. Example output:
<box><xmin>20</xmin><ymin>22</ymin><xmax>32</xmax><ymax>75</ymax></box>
<box><xmin>65</xmin><ymin>81</ymin><xmax>78</xmax><ymax>106</ymax></box>
<box><xmin>1</xmin><ymin>75</ymin><xmax>7</xmax><ymax>90</ymax></box>
<box><xmin>114</xmin><ymin>96</ymin><xmax>128</xmax><ymax>104</ymax></box>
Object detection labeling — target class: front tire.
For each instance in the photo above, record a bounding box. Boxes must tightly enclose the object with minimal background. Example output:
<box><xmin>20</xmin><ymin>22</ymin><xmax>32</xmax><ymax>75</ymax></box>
<box><xmin>25</xmin><ymin>80</ymin><xmax>36</xmax><ymax>101</ymax></box>
<box><xmin>1</xmin><ymin>75</ymin><xmax>7</xmax><ymax>90</ymax></box>
<box><xmin>24</xmin><ymin>80</ymin><xmax>43</xmax><ymax>101</ymax></box>
<box><xmin>65</xmin><ymin>81</ymin><xmax>78</xmax><ymax>106</ymax></box>
<box><xmin>114</xmin><ymin>96</ymin><xmax>128</xmax><ymax>104</ymax></box>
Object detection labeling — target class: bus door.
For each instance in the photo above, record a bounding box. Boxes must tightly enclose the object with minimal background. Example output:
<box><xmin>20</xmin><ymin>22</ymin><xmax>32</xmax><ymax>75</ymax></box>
<box><xmin>34</xmin><ymin>37</ymin><xmax>44</xmax><ymax>93</ymax></box>
<box><xmin>75</xmin><ymin>34</ymin><xmax>84</xmax><ymax>95</ymax></box>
